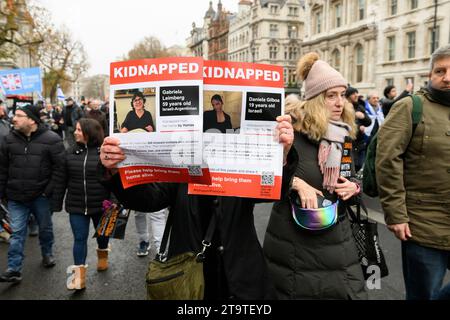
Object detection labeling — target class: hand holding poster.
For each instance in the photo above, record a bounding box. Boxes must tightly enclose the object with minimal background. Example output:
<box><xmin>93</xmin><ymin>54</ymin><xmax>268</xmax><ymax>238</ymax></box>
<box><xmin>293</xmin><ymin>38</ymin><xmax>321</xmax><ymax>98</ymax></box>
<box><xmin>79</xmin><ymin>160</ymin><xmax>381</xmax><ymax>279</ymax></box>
<box><xmin>109</xmin><ymin>57</ymin><xmax>210</xmax><ymax>188</ymax></box>
<box><xmin>189</xmin><ymin>60</ymin><xmax>285</xmax><ymax>200</ymax></box>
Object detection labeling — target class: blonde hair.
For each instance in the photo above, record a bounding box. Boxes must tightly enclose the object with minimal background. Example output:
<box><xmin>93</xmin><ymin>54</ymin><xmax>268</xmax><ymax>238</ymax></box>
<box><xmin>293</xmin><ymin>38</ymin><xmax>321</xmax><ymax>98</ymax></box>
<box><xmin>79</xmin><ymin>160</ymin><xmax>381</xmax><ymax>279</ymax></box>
<box><xmin>286</xmin><ymin>92</ymin><xmax>356</xmax><ymax>141</ymax></box>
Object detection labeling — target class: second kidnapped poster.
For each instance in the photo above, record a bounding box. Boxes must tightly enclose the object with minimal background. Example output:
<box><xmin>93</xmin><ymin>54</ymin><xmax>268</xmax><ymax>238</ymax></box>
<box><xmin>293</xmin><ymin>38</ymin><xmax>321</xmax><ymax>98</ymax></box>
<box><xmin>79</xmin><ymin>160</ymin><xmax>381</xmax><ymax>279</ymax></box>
<box><xmin>188</xmin><ymin>60</ymin><xmax>285</xmax><ymax>199</ymax></box>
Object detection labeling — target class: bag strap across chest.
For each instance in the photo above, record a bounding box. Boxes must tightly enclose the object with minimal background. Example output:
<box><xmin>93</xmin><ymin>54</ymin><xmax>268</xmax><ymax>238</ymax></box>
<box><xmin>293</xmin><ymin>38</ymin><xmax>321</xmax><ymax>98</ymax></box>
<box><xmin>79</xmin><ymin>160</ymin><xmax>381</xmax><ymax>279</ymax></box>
<box><xmin>157</xmin><ymin>202</ymin><xmax>218</xmax><ymax>262</ymax></box>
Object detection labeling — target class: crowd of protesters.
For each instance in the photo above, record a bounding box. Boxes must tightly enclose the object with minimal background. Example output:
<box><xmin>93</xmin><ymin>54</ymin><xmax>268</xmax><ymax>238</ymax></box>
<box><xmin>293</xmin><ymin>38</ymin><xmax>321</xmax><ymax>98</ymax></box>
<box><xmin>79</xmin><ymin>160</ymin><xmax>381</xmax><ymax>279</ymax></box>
<box><xmin>0</xmin><ymin>44</ymin><xmax>449</xmax><ymax>300</ymax></box>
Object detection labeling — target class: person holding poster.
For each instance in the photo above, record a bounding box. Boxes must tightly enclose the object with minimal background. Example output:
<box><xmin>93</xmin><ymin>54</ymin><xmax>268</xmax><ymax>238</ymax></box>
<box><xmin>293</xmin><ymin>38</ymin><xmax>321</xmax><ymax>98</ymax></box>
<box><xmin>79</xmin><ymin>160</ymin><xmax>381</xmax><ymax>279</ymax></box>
<box><xmin>203</xmin><ymin>94</ymin><xmax>232</xmax><ymax>133</ymax></box>
<box><xmin>98</xmin><ymin>115</ymin><xmax>297</xmax><ymax>300</ymax></box>
<box><xmin>263</xmin><ymin>53</ymin><xmax>367</xmax><ymax>299</ymax></box>
<box><xmin>120</xmin><ymin>92</ymin><xmax>154</xmax><ymax>133</ymax></box>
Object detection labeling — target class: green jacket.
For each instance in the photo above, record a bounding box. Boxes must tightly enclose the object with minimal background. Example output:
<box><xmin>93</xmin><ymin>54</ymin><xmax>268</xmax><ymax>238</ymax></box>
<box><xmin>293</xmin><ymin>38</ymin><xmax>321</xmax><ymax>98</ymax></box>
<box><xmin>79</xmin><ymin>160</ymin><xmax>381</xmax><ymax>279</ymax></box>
<box><xmin>376</xmin><ymin>90</ymin><xmax>450</xmax><ymax>250</ymax></box>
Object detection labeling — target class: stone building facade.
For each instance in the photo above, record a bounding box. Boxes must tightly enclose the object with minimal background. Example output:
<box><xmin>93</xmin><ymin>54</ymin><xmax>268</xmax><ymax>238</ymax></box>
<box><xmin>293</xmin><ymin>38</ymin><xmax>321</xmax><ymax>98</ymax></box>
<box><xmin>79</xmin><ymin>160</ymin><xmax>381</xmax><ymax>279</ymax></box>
<box><xmin>301</xmin><ymin>0</ymin><xmax>379</xmax><ymax>93</ymax></box>
<box><xmin>186</xmin><ymin>1</ymin><xmax>216</xmax><ymax>59</ymax></box>
<box><xmin>376</xmin><ymin>0</ymin><xmax>450</xmax><ymax>93</ymax></box>
<box><xmin>301</xmin><ymin>0</ymin><xmax>450</xmax><ymax>96</ymax></box>
<box><xmin>0</xmin><ymin>0</ymin><xmax>39</xmax><ymax>70</ymax></box>
<box><xmin>228</xmin><ymin>0</ymin><xmax>305</xmax><ymax>92</ymax></box>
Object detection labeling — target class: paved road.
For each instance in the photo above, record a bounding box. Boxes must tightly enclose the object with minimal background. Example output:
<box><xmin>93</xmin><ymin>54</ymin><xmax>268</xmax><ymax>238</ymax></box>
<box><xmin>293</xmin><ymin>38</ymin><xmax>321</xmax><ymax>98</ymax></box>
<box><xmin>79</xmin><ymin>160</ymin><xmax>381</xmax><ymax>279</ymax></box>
<box><xmin>0</xmin><ymin>211</ymin><xmax>151</xmax><ymax>300</ymax></box>
<box><xmin>0</xmin><ymin>197</ymin><xmax>448</xmax><ymax>300</ymax></box>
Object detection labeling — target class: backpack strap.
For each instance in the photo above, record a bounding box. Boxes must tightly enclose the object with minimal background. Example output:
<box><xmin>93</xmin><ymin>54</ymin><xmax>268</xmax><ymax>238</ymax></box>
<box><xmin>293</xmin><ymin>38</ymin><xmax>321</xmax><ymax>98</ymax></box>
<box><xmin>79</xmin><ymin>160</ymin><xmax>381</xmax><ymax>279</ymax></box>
<box><xmin>411</xmin><ymin>95</ymin><xmax>423</xmax><ymax>133</ymax></box>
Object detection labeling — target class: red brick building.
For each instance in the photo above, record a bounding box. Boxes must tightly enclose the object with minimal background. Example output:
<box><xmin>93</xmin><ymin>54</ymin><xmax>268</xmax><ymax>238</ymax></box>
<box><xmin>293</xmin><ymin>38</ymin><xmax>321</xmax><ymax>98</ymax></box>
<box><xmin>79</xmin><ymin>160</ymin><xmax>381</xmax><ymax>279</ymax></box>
<box><xmin>208</xmin><ymin>0</ymin><xmax>233</xmax><ymax>61</ymax></box>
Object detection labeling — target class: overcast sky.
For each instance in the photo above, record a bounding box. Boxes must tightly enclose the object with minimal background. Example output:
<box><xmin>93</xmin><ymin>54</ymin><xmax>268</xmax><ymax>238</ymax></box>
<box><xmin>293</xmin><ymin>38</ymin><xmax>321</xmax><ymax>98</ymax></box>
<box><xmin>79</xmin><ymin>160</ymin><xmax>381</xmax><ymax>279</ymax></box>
<box><xmin>34</xmin><ymin>0</ymin><xmax>239</xmax><ymax>76</ymax></box>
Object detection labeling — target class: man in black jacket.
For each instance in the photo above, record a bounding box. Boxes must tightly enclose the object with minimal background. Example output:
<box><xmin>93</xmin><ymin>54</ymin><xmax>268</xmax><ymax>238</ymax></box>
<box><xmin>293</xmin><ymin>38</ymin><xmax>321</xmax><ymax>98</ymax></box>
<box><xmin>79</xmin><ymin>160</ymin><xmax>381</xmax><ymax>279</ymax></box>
<box><xmin>345</xmin><ymin>87</ymin><xmax>372</xmax><ymax>171</ymax></box>
<box><xmin>380</xmin><ymin>81</ymin><xmax>413</xmax><ymax>117</ymax></box>
<box><xmin>62</xmin><ymin>97</ymin><xmax>84</xmax><ymax>150</ymax></box>
<box><xmin>0</xmin><ymin>105</ymin><xmax>65</xmax><ymax>283</ymax></box>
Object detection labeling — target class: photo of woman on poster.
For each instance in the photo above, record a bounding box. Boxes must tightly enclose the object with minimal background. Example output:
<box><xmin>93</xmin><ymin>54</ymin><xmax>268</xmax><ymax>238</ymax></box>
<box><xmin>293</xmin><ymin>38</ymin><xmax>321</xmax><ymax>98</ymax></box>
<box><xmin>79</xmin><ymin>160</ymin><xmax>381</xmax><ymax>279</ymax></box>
<box><xmin>120</xmin><ymin>91</ymin><xmax>155</xmax><ymax>133</ymax></box>
<box><xmin>203</xmin><ymin>94</ymin><xmax>232</xmax><ymax>133</ymax></box>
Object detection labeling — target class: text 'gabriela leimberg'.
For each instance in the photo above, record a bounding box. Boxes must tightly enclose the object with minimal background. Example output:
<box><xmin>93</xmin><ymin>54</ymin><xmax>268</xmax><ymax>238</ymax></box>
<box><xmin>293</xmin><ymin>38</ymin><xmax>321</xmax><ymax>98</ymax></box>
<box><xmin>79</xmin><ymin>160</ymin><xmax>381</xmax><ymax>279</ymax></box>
<box><xmin>113</xmin><ymin>64</ymin><xmax>281</xmax><ymax>81</ymax></box>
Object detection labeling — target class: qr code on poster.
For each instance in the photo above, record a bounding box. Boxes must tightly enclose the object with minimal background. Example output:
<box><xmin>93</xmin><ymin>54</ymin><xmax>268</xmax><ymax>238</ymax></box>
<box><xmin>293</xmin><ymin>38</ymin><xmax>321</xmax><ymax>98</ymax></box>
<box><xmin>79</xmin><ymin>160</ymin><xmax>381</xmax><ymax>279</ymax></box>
<box><xmin>188</xmin><ymin>165</ymin><xmax>203</xmax><ymax>176</ymax></box>
<box><xmin>261</xmin><ymin>172</ymin><xmax>274</xmax><ymax>186</ymax></box>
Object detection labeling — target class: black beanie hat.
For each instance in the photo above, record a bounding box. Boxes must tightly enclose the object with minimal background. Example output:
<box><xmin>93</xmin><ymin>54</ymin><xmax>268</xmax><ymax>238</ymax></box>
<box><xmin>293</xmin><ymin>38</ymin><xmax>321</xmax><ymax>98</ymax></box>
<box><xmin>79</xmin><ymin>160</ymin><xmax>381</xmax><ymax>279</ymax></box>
<box><xmin>345</xmin><ymin>86</ymin><xmax>358</xmax><ymax>98</ymax></box>
<box><xmin>18</xmin><ymin>104</ymin><xmax>41</xmax><ymax>124</ymax></box>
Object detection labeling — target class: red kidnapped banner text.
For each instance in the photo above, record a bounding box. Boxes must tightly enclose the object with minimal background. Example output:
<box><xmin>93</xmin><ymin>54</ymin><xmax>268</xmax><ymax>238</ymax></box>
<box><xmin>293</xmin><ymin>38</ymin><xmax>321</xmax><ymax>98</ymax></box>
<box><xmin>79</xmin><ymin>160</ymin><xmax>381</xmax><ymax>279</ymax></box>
<box><xmin>110</xmin><ymin>57</ymin><xmax>203</xmax><ymax>85</ymax></box>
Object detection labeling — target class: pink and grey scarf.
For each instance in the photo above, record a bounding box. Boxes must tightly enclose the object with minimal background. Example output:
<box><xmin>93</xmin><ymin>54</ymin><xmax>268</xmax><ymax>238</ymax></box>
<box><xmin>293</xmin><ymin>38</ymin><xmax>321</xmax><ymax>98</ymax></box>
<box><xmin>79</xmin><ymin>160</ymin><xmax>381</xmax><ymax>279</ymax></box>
<box><xmin>318</xmin><ymin>120</ymin><xmax>352</xmax><ymax>193</ymax></box>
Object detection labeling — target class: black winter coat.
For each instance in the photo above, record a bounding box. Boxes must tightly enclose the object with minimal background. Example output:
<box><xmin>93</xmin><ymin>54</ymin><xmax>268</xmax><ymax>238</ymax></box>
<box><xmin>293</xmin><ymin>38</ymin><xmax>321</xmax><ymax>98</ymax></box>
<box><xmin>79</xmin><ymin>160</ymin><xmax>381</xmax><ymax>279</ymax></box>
<box><xmin>0</xmin><ymin>125</ymin><xmax>65</xmax><ymax>211</ymax></box>
<box><xmin>380</xmin><ymin>90</ymin><xmax>410</xmax><ymax>117</ymax></box>
<box><xmin>99</xmin><ymin>149</ymin><xmax>298</xmax><ymax>300</ymax></box>
<box><xmin>64</xmin><ymin>144</ymin><xmax>110</xmax><ymax>215</ymax></box>
<box><xmin>352</xmin><ymin>99</ymin><xmax>372</xmax><ymax>151</ymax></box>
<box><xmin>263</xmin><ymin>133</ymin><xmax>367</xmax><ymax>300</ymax></box>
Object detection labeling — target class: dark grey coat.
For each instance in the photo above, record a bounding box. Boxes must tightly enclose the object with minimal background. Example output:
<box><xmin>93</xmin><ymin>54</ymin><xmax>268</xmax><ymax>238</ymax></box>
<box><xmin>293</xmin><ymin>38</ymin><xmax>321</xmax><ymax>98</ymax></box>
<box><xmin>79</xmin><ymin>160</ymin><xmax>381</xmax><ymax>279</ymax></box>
<box><xmin>263</xmin><ymin>132</ymin><xmax>367</xmax><ymax>300</ymax></box>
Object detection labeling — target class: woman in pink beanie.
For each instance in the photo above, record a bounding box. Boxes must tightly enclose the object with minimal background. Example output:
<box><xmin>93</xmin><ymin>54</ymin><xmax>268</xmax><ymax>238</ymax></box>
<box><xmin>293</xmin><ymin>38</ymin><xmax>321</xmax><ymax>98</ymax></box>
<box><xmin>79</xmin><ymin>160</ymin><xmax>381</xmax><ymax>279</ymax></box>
<box><xmin>263</xmin><ymin>52</ymin><xmax>367</xmax><ymax>299</ymax></box>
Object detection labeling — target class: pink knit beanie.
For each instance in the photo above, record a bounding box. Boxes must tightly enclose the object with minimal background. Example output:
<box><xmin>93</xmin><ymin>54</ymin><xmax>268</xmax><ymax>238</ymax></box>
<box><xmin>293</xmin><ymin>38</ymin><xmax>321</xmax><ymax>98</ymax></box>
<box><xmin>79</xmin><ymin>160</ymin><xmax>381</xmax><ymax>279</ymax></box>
<box><xmin>297</xmin><ymin>52</ymin><xmax>347</xmax><ymax>100</ymax></box>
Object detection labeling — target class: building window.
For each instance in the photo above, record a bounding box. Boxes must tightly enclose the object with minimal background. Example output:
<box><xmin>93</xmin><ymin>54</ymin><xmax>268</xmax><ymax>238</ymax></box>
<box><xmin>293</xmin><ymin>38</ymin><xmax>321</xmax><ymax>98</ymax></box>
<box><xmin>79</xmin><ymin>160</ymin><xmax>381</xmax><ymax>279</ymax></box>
<box><xmin>406</xmin><ymin>31</ymin><xmax>416</xmax><ymax>59</ymax></box>
<box><xmin>289</xmin><ymin>6</ymin><xmax>299</xmax><ymax>16</ymax></box>
<box><xmin>252</xmin><ymin>24</ymin><xmax>258</xmax><ymax>39</ymax></box>
<box><xmin>387</xmin><ymin>36</ymin><xmax>396</xmax><ymax>61</ymax></box>
<box><xmin>405</xmin><ymin>77</ymin><xmax>414</xmax><ymax>87</ymax></box>
<box><xmin>289</xmin><ymin>46</ymin><xmax>298</xmax><ymax>61</ymax></box>
<box><xmin>252</xmin><ymin>7</ymin><xmax>258</xmax><ymax>18</ymax></box>
<box><xmin>315</xmin><ymin>11</ymin><xmax>323</xmax><ymax>34</ymax></box>
<box><xmin>332</xmin><ymin>49</ymin><xmax>341</xmax><ymax>72</ymax></box>
<box><xmin>334</xmin><ymin>3</ymin><xmax>342</xmax><ymax>28</ymax></box>
<box><xmin>358</xmin><ymin>0</ymin><xmax>365</xmax><ymax>20</ymax></box>
<box><xmin>410</xmin><ymin>0</ymin><xmax>418</xmax><ymax>10</ymax></box>
<box><xmin>270</xmin><ymin>4</ymin><xmax>279</xmax><ymax>15</ymax></box>
<box><xmin>288</xmin><ymin>25</ymin><xmax>298</xmax><ymax>39</ymax></box>
<box><xmin>288</xmin><ymin>68</ymin><xmax>296</xmax><ymax>86</ymax></box>
<box><xmin>269</xmin><ymin>46</ymin><xmax>278</xmax><ymax>60</ymax></box>
<box><xmin>355</xmin><ymin>45</ymin><xmax>364</xmax><ymax>83</ymax></box>
<box><xmin>270</xmin><ymin>24</ymin><xmax>279</xmax><ymax>38</ymax></box>
<box><xmin>390</xmin><ymin>0</ymin><xmax>397</xmax><ymax>15</ymax></box>
<box><xmin>251</xmin><ymin>47</ymin><xmax>257</xmax><ymax>62</ymax></box>
<box><xmin>429</xmin><ymin>26</ymin><xmax>440</xmax><ymax>54</ymax></box>
<box><xmin>386</xmin><ymin>78</ymin><xmax>394</xmax><ymax>87</ymax></box>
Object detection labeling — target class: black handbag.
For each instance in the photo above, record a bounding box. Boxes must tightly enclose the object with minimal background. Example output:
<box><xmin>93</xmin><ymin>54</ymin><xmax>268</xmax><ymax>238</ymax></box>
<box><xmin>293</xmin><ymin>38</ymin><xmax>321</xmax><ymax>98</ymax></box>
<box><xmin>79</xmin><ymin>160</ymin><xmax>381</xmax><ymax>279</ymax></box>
<box><xmin>94</xmin><ymin>200</ymin><xmax>130</xmax><ymax>239</ymax></box>
<box><xmin>347</xmin><ymin>201</ymin><xmax>389</xmax><ymax>280</ymax></box>
<box><xmin>146</xmin><ymin>209</ymin><xmax>217</xmax><ymax>300</ymax></box>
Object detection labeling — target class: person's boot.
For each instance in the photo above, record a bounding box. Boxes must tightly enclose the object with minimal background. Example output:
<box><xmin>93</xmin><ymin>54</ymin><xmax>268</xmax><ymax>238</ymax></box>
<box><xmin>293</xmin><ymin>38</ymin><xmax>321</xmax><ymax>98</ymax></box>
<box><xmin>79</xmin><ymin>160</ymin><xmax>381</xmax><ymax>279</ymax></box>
<box><xmin>66</xmin><ymin>265</ymin><xmax>87</xmax><ymax>290</ymax></box>
<box><xmin>0</xmin><ymin>231</ymin><xmax>10</xmax><ymax>243</ymax></box>
<box><xmin>96</xmin><ymin>248</ymin><xmax>109</xmax><ymax>271</ymax></box>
